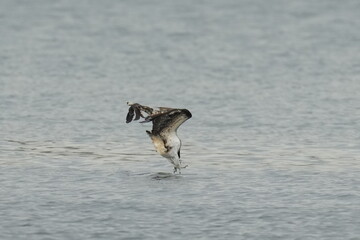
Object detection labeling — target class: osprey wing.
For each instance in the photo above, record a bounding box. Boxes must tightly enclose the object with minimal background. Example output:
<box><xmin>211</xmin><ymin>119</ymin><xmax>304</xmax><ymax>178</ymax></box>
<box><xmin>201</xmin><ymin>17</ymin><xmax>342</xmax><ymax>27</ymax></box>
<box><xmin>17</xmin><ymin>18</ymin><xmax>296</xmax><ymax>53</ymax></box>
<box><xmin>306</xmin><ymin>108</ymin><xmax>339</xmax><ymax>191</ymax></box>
<box><xmin>126</xmin><ymin>102</ymin><xmax>154</xmax><ymax>123</ymax></box>
<box><xmin>126</xmin><ymin>102</ymin><xmax>176</xmax><ymax>123</ymax></box>
<box><xmin>150</xmin><ymin>109</ymin><xmax>192</xmax><ymax>136</ymax></box>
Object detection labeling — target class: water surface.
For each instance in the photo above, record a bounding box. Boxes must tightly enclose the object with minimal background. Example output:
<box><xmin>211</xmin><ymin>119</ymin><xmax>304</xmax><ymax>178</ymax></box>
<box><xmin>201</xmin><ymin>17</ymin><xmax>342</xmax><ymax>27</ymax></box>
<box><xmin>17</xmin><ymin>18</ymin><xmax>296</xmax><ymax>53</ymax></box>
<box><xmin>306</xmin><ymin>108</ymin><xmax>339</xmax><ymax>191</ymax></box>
<box><xmin>1</xmin><ymin>0</ymin><xmax>360</xmax><ymax>239</ymax></box>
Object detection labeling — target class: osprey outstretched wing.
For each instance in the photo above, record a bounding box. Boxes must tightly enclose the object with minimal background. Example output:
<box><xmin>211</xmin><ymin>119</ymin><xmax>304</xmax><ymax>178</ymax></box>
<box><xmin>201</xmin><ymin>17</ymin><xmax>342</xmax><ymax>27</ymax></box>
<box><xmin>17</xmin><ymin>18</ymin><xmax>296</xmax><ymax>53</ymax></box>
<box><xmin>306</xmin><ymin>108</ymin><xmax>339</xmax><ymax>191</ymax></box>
<box><xmin>126</xmin><ymin>102</ymin><xmax>192</xmax><ymax>173</ymax></box>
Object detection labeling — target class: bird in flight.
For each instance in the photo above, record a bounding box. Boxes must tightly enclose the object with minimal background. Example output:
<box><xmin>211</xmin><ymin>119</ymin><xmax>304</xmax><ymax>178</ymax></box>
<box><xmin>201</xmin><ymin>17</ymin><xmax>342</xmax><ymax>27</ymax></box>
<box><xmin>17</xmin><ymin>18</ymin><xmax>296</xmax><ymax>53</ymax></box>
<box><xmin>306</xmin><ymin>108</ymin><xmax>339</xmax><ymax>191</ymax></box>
<box><xmin>126</xmin><ymin>102</ymin><xmax>192</xmax><ymax>173</ymax></box>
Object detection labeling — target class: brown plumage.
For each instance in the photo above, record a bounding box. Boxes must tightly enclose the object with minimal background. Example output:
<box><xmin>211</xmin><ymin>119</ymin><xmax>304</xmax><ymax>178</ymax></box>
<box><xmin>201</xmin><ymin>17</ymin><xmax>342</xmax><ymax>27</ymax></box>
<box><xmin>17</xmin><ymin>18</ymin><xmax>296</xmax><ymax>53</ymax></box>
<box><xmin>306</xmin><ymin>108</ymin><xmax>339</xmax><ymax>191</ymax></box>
<box><xmin>126</xmin><ymin>102</ymin><xmax>192</xmax><ymax>173</ymax></box>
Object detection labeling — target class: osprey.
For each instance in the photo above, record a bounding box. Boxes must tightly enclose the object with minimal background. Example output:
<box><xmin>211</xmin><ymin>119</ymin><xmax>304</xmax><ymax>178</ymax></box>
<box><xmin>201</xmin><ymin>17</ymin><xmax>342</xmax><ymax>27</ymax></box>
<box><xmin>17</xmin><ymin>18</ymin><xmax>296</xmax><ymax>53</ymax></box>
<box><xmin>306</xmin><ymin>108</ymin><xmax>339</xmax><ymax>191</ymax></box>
<box><xmin>126</xmin><ymin>102</ymin><xmax>192</xmax><ymax>173</ymax></box>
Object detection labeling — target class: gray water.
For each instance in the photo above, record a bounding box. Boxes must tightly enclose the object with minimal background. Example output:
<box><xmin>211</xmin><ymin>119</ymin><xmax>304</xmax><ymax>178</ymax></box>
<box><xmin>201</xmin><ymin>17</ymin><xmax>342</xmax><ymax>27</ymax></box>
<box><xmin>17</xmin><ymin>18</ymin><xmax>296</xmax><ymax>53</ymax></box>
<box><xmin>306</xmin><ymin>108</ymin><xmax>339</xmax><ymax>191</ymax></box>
<box><xmin>1</xmin><ymin>0</ymin><xmax>360</xmax><ymax>239</ymax></box>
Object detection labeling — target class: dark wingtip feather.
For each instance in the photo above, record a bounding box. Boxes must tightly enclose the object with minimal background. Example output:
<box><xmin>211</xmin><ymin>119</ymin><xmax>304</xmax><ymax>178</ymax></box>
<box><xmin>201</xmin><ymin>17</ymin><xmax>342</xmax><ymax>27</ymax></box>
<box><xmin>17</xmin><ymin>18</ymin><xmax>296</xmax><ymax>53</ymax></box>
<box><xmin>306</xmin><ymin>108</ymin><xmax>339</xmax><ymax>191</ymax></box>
<box><xmin>182</xmin><ymin>109</ymin><xmax>192</xmax><ymax>119</ymax></box>
<box><xmin>126</xmin><ymin>107</ymin><xmax>134</xmax><ymax>123</ymax></box>
<box><xmin>134</xmin><ymin>108</ymin><xmax>141</xmax><ymax>121</ymax></box>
